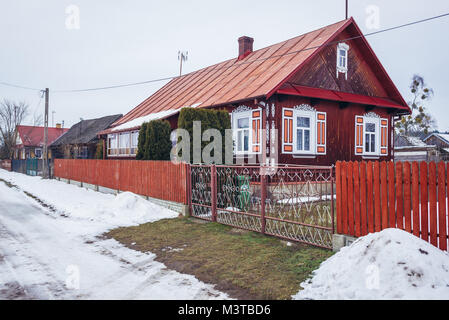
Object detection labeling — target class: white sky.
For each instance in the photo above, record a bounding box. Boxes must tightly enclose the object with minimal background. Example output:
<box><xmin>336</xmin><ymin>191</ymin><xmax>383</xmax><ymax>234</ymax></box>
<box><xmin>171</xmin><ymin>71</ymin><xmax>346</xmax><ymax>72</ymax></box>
<box><xmin>1</xmin><ymin>0</ymin><xmax>448</xmax><ymax>130</ymax></box>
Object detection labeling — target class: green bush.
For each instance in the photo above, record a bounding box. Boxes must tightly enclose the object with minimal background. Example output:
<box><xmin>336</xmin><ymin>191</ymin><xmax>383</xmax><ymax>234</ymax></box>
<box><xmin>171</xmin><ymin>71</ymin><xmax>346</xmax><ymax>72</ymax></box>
<box><xmin>136</xmin><ymin>120</ymin><xmax>172</xmax><ymax>160</ymax></box>
<box><xmin>177</xmin><ymin>107</ymin><xmax>231</xmax><ymax>164</ymax></box>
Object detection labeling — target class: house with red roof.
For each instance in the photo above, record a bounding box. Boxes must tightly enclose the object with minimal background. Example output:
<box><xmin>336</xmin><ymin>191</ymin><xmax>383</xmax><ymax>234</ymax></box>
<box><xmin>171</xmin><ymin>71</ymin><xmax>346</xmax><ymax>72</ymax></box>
<box><xmin>99</xmin><ymin>18</ymin><xmax>410</xmax><ymax>165</ymax></box>
<box><xmin>14</xmin><ymin>124</ymin><xmax>69</xmax><ymax>160</ymax></box>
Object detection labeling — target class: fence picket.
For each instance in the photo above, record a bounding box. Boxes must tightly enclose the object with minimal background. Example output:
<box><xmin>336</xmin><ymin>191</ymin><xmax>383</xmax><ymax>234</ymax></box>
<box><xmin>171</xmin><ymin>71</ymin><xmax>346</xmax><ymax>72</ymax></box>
<box><xmin>438</xmin><ymin>162</ymin><xmax>447</xmax><ymax>251</ymax></box>
<box><xmin>360</xmin><ymin>161</ymin><xmax>368</xmax><ymax>236</ymax></box>
<box><xmin>336</xmin><ymin>162</ymin><xmax>342</xmax><ymax>234</ymax></box>
<box><xmin>412</xmin><ymin>162</ymin><xmax>420</xmax><ymax>237</ymax></box>
<box><xmin>403</xmin><ymin>162</ymin><xmax>412</xmax><ymax>233</ymax></box>
<box><xmin>429</xmin><ymin>162</ymin><xmax>438</xmax><ymax>247</ymax></box>
<box><xmin>341</xmin><ymin>162</ymin><xmax>348</xmax><ymax>235</ymax></box>
<box><xmin>353</xmin><ymin>162</ymin><xmax>361</xmax><ymax>237</ymax></box>
<box><xmin>366</xmin><ymin>162</ymin><xmax>374</xmax><ymax>233</ymax></box>
<box><xmin>396</xmin><ymin>162</ymin><xmax>404</xmax><ymax>230</ymax></box>
<box><xmin>420</xmin><ymin>162</ymin><xmax>429</xmax><ymax>242</ymax></box>
<box><xmin>347</xmin><ymin>162</ymin><xmax>355</xmax><ymax>236</ymax></box>
<box><xmin>388</xmin><ymin>161</ymin><xmax>396</xmax><ymax>228</ymax></box>
<box><xmin>381</xmin><ymin>162</ymin><xmax>388</xmax><ymax>230</ymax></box>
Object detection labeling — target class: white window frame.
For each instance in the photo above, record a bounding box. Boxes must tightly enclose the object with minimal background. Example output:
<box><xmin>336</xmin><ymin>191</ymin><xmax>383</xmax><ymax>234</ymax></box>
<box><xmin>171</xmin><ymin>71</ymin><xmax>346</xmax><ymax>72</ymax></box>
<box><xmin>362</xmin><ymin>116</ymin><xmax>381</xmax><ymax>156</ymax></box>
<box><xmin>35</xmin><ymin>148</ymin><xmax>42</xmax><ymax>159</ymax></box>
<box><xmin>336</xmin><ymin>42</ymin><xmax>349</xmax><ymax>80</ymax></box>
<box><xmin>107</xmin><ymin>133</ymin><xmax>118</xmax><ymax>156</ymax></box>
<box><xmin>292</xmin><ymin>110</ymin><xmax>316</xmax><ymax>155</ymax></box>
<box><xmin>130</xmin><ymin>131</ymin><xmax>139</xmax><ymax>155</ymax></box>
<box><xmin>232</xmin><ymin>110</ymin><xmax>252</xmax><ymax>155</ymax></box>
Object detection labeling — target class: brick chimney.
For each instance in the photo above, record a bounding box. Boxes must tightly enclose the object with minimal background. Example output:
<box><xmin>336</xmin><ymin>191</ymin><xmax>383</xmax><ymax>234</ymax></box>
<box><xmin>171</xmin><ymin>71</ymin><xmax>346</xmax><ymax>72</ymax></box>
<box><xmin>238</xmin><ymin>36</ymin><xmax>254</xmax><ymax>60</ymax></box>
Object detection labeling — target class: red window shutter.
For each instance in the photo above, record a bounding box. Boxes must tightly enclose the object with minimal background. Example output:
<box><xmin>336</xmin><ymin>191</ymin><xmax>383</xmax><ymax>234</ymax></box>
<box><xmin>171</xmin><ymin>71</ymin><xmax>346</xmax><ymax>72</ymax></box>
<box><xmin>380</xmin><ymin>118</ymin><xmax>388</xmax><ymax>156</ymax></box>
<box><xmin>316</xmin><ymin>112</ymin><xmax>326</xmax><ymax>154</ymax></box>
<box><xmin>252</xmin><ymin>109</ymin><xmax>261</xmax><ymax>153</ymax></box>
<box><xmin>282</xmin><ymin>108</ymin><xmax>294</xmax><ymax>153</ymax></box>
<box><xmin>355</xmin><ymin>116</ymin><xmax>364</xmax><ymax>155</ymax></box>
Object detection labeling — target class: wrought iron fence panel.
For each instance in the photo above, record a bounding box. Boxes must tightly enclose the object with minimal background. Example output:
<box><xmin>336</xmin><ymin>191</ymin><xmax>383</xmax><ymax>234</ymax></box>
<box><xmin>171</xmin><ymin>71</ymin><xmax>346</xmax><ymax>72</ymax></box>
<box><xmin>189</xmin><ymin>164</ymin><xmax>335</xmax><ymax>249</ymax></box>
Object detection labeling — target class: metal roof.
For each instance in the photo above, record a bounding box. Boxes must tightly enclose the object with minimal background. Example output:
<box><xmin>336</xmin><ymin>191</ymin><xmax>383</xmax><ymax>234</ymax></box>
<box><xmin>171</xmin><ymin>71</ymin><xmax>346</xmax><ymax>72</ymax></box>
<box><xmin>111</xmin><ymin>17</ymin><xmax>409</xmax><ymax>130</ymax></box>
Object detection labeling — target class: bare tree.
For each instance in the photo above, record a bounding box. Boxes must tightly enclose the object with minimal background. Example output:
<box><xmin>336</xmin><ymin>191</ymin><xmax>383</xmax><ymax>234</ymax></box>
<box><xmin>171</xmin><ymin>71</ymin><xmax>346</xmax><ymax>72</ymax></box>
<box><xmin>0</xmin><ymin>99</ymin><xmax>29</xmax><ymax>159</ymax></box>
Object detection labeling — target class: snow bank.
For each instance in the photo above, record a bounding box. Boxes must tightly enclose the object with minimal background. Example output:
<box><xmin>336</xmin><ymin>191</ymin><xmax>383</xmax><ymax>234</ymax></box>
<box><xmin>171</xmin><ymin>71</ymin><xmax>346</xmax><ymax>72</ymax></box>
<box><xmin>0</xmin><ymin>170</ymin><xmax>178</xmax><ymax>233</ymax></box>
<box><xmin>293</xmin><ymin>228</ymin><xmax>449</xmax><ymax>300</ymax></box>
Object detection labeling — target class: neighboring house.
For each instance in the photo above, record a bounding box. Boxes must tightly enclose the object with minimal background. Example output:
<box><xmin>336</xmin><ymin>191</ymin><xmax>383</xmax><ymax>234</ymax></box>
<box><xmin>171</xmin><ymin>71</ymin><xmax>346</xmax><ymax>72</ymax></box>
<box><xmin>99</xmin><ymin>18</ymin><xmax>410</xmax><ymax>165</ymax></box>
<box><xmin>394</xmin><ymin>134</ymin><xmax>437</xmax><ymax>162</ymax></box>
<box><xmin>14</xmin><ymin>125</ymin><xmax>69</xmax><ymax>160</ymax></box>
<box><xmin>50</xmin><ymin>114</ymin><xmax>122</xmax><ymax>159</ymax></box>
<box><xmin>422</xmin><ymin>132</ymin><xmax>449</xmax><ymax>161</ymax></box>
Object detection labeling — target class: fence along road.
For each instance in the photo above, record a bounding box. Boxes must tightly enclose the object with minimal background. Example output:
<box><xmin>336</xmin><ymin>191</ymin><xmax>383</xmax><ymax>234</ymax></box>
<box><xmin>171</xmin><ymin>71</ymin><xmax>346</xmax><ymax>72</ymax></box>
<box><xmin>336</xmin><ymin>161</ymin><xmax>449</xmax><ymax>251</ymax></box>
<box><xmin>190</xmin><ymin>164</ymin><xmax>335</xmax><ymax>249</ymax></box>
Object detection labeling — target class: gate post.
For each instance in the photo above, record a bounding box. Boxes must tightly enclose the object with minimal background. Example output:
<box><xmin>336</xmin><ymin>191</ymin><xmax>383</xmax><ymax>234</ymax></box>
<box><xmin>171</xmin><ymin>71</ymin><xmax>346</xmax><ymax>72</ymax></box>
<box><xmin>211</xmin><ymin>164</ymin><xmax>217</xmax><ymax>222</ymax></box>
<box><xmin>261</xmin><ymin>166</ymin><xmax>267</xmax><ymax>234</ymax></box>
<box><xmin>330</xmin><ymin>166</ymin><xmax>335</xmax><ymax>235</ymax></box>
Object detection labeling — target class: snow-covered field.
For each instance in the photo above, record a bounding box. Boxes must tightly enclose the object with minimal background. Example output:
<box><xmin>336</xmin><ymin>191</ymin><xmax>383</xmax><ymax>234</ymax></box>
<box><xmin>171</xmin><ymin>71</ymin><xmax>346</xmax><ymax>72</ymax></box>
<box><xmin>0</xmin><ymin>170</ymin><xmax>228</xmax><ymax>300</ymax></box>
<box><xmin>293</xmin><ymin>228</ymin><xmax>449</xmax><ymax>300</ymax></box>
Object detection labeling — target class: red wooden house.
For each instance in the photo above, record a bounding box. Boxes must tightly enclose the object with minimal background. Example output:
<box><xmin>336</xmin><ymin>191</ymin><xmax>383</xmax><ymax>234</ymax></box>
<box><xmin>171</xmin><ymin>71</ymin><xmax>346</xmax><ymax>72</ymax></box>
<box><xmin>100</xmin><ymin>18</ymin><xmax>410</xmax><ymax>165</ymax></box>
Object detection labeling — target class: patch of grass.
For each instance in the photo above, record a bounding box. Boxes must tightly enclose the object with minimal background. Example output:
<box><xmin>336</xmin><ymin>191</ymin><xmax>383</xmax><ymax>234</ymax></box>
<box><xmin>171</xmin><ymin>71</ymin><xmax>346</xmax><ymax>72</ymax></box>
<box><xmin>107</xmin><ymin>217</ymin><xmax>333</xmax><ymax>300</ymax></box>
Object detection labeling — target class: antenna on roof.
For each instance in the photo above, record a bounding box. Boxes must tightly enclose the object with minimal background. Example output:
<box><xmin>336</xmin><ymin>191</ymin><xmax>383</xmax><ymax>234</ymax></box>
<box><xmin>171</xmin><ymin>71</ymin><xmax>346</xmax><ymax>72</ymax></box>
<box><xmin>345</xmin><ymin>0</ymin><xmax>348</xmax><ymax>19</ymax></box>
<box><xmin>178</xmin><ymin>51</ymin><xmax>188</xmax><ymax>76</ymax></box>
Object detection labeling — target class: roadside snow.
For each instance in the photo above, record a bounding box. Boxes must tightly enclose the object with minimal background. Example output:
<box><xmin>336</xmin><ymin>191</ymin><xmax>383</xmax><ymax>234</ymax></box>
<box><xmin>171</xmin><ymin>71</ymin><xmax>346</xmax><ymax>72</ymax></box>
<box><xmin>0</xmin><ymin>170</ymin><xmax>229</xmax><ymax>299</ymax></box>
<box><xmin>293</xmin><ymin>228</ymin><xmax>449</xmax><ymax>300</ymax></box>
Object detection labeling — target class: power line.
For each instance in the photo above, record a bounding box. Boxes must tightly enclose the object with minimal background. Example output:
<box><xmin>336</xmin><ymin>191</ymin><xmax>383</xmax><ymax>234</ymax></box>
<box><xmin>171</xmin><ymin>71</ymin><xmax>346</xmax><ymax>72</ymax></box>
<box><xmin>1</xmin><ymin>12</ymin><xmax>449</xmax><ymax>94</ymax></box>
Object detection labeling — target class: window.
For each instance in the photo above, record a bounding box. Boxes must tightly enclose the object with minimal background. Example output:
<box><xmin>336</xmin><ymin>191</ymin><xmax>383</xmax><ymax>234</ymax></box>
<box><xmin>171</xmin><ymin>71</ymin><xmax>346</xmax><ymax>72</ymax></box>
<box><xmin>35</xmin><ymin>148</ymin><xmax>42</xmax><ymax>159</ymax></box>
<box><xmin>231</xmin><ymin>107</ymin><xmax>261</xmax><ymax>155</ymax></box>
<box><xmin>364</xmin><ymin>122</ymin><xmax>376</xmax><ymax>153</ymax></box>
<box><xmin>108</xmin><ymin>133</ymin><xmax>118</xmax><ymax>155</ymax></box>
<box><xmin>336</xmin><ymin>42</ymin><xmax>349</xmax><ymax>79</ymax></box>
<box><xmin>130</xmin><ymin>131</ymin><xmax>139</xmax><ymax>155</ymax></box>
<box><xmin>355</xmin><ymin>113</ymin><xmax>388</xmax><ymax>157</ymax></box>
<box><xmin>119</xmin><ymin>132</ymin><xmax>131</xmax><ymax>155</ymax></box>
<box><xmin>282</xmin><ymin>106</ymin><xmax>327</xmax><ymax>155</ymax></box>
<box><xmin>80</xmin><ymin>146</ymin><xmax>88</xmax><ymax>159</ymax></box>
<box><xmin>236</xmin><ymin>116</ymin><xmax>250</xmax><ymax>153</ymax></box>
<box><xmin>296</xmin><ymin>116</ymin><xmax>311</xmax><ymax>151</ymax></box>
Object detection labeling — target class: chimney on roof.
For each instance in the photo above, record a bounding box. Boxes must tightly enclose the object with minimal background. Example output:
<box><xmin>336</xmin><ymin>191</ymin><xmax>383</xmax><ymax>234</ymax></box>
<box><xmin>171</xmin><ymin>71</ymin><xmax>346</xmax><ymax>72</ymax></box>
<box><xmin>238</xmin><ymin>36</ymin><xmax>254</xmax><ymax>60</ymax></box>
<box><xmin>56</xmin><ymin>123</ymin><xmax>61</xmax><ymax>129</ymax></box>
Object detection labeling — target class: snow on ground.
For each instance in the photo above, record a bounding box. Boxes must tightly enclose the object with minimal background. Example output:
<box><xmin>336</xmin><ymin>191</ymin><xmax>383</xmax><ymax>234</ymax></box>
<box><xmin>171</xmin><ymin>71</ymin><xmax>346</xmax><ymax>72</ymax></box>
<box><xmin>0</xmin><ymin>170</ymin><xmax>229</xmax><ymax>299</ymax></box>
<box><xmin>293</xmin><ymin>228</ymin><xmax>449</xmax><ymax>300</ymax></box>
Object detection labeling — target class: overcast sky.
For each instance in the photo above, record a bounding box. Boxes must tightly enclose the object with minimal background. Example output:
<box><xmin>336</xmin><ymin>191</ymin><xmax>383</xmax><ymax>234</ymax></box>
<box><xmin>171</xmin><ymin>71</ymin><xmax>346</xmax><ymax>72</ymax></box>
<box><xmin>1</xmin><ymin>0</ymin><xmax>448</xmax><ymax>130</ymax></box>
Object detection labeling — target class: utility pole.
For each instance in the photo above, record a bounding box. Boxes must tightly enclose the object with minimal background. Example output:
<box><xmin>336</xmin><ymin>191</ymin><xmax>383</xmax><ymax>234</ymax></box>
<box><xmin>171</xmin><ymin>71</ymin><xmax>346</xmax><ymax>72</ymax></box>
<box><xmin>178</xmin><ymin>51</ymin><xmax>188</xmax><ymax>76</ymax></box>
<box><xmin>345</xmin><ymin>0</ymin><xmax>348</xmax><ymax>19</ymax></box>
<box><xmin>43</xmin><ymin>88</ymin><xmax>49</xmax><ymax>179</ymax></box>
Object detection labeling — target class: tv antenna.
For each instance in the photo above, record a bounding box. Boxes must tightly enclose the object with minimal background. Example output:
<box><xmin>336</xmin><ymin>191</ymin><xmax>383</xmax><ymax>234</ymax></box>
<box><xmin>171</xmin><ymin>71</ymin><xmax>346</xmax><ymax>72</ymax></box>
<box><xmin>178</xmin><ymin>51</ymin><xmax>188</xmax><ymax>76</ymax></box>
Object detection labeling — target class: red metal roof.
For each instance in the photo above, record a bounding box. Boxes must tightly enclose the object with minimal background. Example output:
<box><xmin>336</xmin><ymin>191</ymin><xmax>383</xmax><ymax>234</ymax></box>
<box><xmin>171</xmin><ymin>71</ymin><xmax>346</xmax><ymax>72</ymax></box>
<box><xmin>112</xmin><ymin>17</ymin><xmax>409</xmax><ymax>129</ymax></box>
<box><xmin>16</xmin><ymin>125</ymin><xmax>69</xmax><ymax>147</ymax></box>
<box><xmin>278</xmin><ymin>84</ymin><xmax>410</xmax><ymax>110</ymax></box>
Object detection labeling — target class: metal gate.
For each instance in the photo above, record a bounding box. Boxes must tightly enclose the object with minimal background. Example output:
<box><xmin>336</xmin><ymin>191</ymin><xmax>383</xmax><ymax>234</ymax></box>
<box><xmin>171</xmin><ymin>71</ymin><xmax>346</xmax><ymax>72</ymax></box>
<box><xmin>190</xmin><ymin>164</ymin><xmax>335</xmax><ymax>249</ymax></box>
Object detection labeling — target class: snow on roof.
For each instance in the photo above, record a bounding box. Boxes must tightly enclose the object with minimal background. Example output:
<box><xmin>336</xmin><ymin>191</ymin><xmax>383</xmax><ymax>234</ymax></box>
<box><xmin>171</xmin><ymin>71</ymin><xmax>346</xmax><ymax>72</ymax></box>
<box><xmin>395</xmin><ymin>151</ymin><xmax>427</xmax><ymax>156</ymax></box>
<box><xmin>406</xmin><ymin>136</ymin><xmax>427</xmax><ymax>147</ymax></box>
<box><xmin>293</xmin><ymin>228</ymin><xmax>449</xmax><ymax>300</ymax></box>
<box><xmin>109</xmin><ymin>108</ymin><xmax>180</xmax><ymax>133</ymax></box>
<box><xmin>437</xmin><ymin>133</ymin><xmax>449</xmax><ymax>143</ymax></box>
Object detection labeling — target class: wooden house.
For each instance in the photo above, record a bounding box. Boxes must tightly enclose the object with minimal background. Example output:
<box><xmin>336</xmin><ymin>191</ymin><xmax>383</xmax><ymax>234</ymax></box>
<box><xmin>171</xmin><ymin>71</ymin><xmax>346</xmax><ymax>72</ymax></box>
<box><xmin>50</xmin><ymin>114</ymin><xmax>122</xmax><ymax>159</ymax></box>
<box><xmin>99</xmin><ymin>18</ymin><xmax>410</xmax><ymax>165</ymax></box>
<box><xmin>13</xmin><ymin>125</ymin><xmax>68</xmax><ymax>160</ymax></box>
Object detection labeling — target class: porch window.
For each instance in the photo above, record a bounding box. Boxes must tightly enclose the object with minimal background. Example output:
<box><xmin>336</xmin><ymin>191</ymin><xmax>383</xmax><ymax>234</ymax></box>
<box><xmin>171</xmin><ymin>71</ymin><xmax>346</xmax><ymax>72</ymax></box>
<box><xmin>107</xmin><ymin>133</ymin><xmax>118</xmax><ymax>156</ymax></box>
<box><xmin>119</xmin><ymin>132</ymin><xmax>131</xmax><ymax>155</ymax></box>
<box><xmin>130</xmin><ymin>131</ymin><xmax>139</xmax><ymax>155</ymax></box>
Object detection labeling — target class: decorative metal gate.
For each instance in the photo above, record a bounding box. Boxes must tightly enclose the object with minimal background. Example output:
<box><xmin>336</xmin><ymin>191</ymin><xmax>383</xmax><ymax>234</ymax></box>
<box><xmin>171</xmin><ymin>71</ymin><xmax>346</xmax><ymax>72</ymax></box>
<box><xmin>190</xmin><ymin>164</ymin><xmax>335</xmax><ymax>249</ymax></box>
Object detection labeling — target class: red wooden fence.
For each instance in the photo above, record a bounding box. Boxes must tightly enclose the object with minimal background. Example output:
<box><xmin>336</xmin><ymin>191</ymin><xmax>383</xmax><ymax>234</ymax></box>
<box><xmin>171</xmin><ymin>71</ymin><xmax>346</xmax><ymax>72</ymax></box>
<box><xmin>336</xmin><ymin>161</ymin><xmax>449</xmax><ymax>251</ymax></box>
<box><xmin>54</xmin><ymin>159</ymin><xmax>189</xmax><ymax>204</ymax></box>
